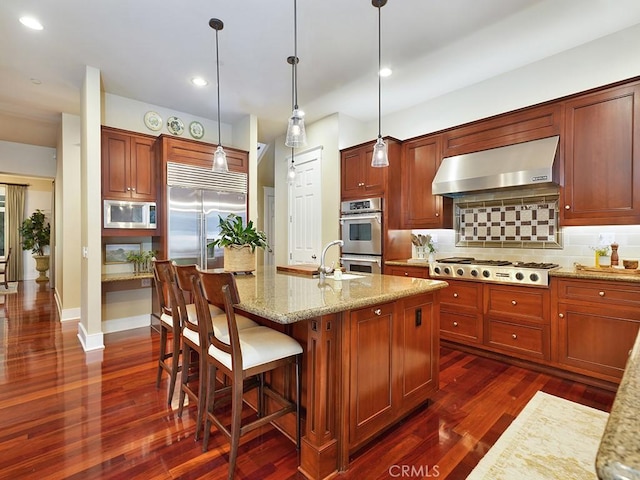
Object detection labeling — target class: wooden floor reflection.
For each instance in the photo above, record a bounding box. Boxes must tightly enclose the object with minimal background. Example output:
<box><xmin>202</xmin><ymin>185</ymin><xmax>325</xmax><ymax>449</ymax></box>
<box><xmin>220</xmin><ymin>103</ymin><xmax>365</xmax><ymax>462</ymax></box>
<box><xmin>0</xmin><ymin>281</ymin><xmax>616</xmax><ymax>479</ymax></box>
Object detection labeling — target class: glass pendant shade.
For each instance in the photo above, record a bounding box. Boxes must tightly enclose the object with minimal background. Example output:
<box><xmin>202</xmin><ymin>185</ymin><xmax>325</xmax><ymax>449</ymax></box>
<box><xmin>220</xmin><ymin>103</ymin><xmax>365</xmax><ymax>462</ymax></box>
<box><xmin>287</xmin><ymin>162</ymin><xmax>296</xmax><ymax>182</ymax></box>
<box><xmin>371</xmin><ymin>136</ymin><xmax>389</xmax><ymax>167</ymax></box>
<box><xmin>285</xmin><ymin>108</ymin><xmax>307</xmax><ymax>148</ymax></box>
<box><xmin>212</xmin><ymin>145</ymin><xmax>228</xmax><ymax>172</ymax></box>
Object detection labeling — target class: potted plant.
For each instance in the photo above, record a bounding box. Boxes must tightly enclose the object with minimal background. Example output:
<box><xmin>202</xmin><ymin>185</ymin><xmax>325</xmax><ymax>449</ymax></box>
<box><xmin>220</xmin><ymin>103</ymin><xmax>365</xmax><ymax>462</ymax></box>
<box><xmin>126</xmin><ymin>249</ymin><xmax>156</xmax><ymax>274</ymax></box>
<box><xmin>19</xmin><ymin>209</ymin><xmax>51</xmax><ymax>282</ymax></box>
<box><xmin>208</xmin><ymin>214</ymin><xmax>269</xmax><ymax>273</ymax></box>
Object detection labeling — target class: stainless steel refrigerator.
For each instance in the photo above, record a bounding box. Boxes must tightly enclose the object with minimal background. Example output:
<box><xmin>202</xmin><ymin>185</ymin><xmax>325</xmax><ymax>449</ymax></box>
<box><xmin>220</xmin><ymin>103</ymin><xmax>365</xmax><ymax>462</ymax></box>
<box><xmin>167</xmin><ymin>186</ymin><xmax>247</xmax><ymax>269</ymax></box>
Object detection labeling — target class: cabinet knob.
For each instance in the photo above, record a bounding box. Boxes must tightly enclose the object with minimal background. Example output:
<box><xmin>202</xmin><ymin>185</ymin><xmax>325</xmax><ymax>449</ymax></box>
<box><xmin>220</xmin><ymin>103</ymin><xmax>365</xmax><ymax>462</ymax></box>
<box><xmin>435</xmin><ymin>213</ymin><xmax>439</xmax><ymax>217</ymax></box>
<box><xmin>559</xmin><ymin>313</ymin><xmax>564</xmax><ymax>318</ymax></box>
<box><xmin>358</xmin><ymin>182</ymin><xmax>365</xmax><ymax>187</ymax></box>
<box><xmin>374</xmin><ymin>308</ymin><xmax>382</xmax><ymax>316</ymax></box>
<box><xmin>127</xmin><ymin>187</ymin><xmax>131</xmax><ymax>191</ymax></box>
<box><xmin>453</xmin><ymin>292</ymin><xmax>458</xmax><ymax>298</ymax></box>
<box><xmin>565</xmin><ymin>205</ymin><xmax>571</xmax><ymax>210</ymax></box>
<box><xmin>511</xmin><ymin>300</ymin><xmax>517</xmax><ymax>305</ymax></box>
<box><xmin>404</xmin><ymin>272</ymin><xmax>409</xmax><ymax>276</ymax></box>
<box><xmin>453</xmin><ymin>321</ymin><xmax>458</xmax><ymax>327</ymax></box>
<box><xmin>512</xmin><ymin>333</ymin><xmax>517</xmax><ymax>339</ymax></box>
<box><xmin>599</xmin><ymin>291</ymin><xmax>605</xmax><ymax>297</ymax></box>
<box><xmin>132</xmin><ymin>187</ymin><xmax>136</xmax><ymax>191</ymax></box>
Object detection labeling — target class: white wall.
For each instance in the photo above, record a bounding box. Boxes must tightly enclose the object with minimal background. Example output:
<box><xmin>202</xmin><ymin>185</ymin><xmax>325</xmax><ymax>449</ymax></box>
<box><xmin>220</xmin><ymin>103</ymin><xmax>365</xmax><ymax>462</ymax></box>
<box><xmin>0</xmin><ymin>140</ymin><xmax>56</xmax><ymax>178</ymax></box>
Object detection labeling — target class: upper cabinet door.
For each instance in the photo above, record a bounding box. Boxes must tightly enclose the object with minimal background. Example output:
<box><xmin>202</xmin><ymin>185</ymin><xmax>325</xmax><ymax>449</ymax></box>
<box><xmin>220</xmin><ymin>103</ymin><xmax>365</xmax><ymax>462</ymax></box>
<box><xmin>101</xmin><ymin>128</ymin><xmax>156</xmax><ymax>202</ymax></box>
<box><xmin>340</xmin><ymin>141</ymin><xmax>387</xmax><ymax>199</ymax></box>
<box><xmin>401</xmin><ymin>135</ymin><xmax>452</xmax><ymax>229</ymax></box>
<box><xmin>562</xmin><ymin>83</ymin><xmax>640</xmax><ymax>225</ymax></box>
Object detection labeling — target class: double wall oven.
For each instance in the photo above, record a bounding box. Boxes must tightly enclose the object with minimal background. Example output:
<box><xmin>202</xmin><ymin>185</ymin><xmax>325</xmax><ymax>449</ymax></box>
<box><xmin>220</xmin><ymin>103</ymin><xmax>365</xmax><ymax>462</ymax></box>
<box><xmin>339</xmin><ymin>197</ymin><xmax>383</xmax><ymax>275</ymax></box>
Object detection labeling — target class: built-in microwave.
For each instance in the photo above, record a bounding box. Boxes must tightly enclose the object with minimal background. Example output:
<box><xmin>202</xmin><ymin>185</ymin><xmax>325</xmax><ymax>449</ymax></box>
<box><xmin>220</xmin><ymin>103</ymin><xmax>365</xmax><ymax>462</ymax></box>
<box><xmin>103</xmin><ymin>200</ymin><xmax>157</xmax><ymax>229</ymax></box>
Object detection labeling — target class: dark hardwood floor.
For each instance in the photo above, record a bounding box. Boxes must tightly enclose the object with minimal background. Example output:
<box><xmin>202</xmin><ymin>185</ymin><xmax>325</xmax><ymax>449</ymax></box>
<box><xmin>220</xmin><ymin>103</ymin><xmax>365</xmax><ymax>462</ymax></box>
<box><xmin>0</xmin><ymin>282</ymin><xmax>616</xmax><ymax>479</ymax></box>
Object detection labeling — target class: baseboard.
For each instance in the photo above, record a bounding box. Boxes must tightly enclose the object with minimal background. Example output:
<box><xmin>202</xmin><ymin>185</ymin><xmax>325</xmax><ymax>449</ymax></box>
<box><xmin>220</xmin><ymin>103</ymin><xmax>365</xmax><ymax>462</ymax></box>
<box><xmin>54</xmin><ymin>289</ymin><xmax>81</xmax><ymax>321</ymax></box>
<box><xmin>77</xmin><ymin>321</ymin><xmax>105</xmax><ymax>352</ymax></box>
<box><xmin>102</xmin><ymin>314</ymin><xmax>151</xmax><ymax>334</ymax></box>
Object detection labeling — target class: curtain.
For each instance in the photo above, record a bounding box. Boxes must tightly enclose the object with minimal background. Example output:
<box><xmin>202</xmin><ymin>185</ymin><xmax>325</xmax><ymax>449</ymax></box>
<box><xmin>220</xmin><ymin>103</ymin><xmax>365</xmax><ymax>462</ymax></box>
<box><xmin>6</xmin><ymin>185</ymin><xmax>26</xmax><ymax>281</ymax></box>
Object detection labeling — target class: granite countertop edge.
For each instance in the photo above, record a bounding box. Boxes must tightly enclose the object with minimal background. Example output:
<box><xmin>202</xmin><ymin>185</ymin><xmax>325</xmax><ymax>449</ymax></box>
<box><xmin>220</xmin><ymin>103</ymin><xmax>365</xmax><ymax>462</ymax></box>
<box><xmin>596</xmin><ymin>329</ymin><xmax>640</xmax><ymax>480</ymax></box>
<box><xmin>237</xmin><ymin>280</ymin><xmax>448</xmax><ymax>324</ymax></box>
<box><xmin>550</xmin><ymin>268</ymin><xmax>640</xmax><ymax>283</ymax></box>
<box><xmin>102</xmin><ymin>272</ymin><xmax>154</xmax><ymax>282</ymax></box>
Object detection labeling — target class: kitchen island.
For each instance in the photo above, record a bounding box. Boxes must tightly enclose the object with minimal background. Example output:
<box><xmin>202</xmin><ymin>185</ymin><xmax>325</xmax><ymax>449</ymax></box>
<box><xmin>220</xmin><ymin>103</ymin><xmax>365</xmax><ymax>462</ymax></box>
<box><xmin>231</xmin><ymin>267</ymin><xmax>448</xmax><ymax>480</ymax></box>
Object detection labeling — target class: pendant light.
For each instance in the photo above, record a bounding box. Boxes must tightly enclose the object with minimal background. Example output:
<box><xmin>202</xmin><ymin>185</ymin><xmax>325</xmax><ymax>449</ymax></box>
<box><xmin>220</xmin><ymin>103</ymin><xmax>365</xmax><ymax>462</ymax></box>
<box><xmin>285</xmin><ymin>0</ymin><xmax>307</xmax><ymax>148</ymax></box>
<box><xmin>371</xmin><ymin>0</ymin><xmax>389</xmax><ymax>168</ymax></box>
<box><xmin>209</xmin><ymin>18</ymin><xmax>228</xmax><ymax>172</ymax></box>
<box><xmin>287</xmin><ymin>56</ymin><xmax>297</xmax><ymax>183</ymax></box>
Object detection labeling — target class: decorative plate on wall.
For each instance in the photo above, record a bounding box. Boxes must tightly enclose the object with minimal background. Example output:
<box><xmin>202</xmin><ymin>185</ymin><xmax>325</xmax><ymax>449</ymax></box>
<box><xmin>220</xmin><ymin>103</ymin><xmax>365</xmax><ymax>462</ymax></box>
<box><xmin>189</xmin><ymin>121</ymin><xmax>205</xmax><ymax>139</ymax></box>
<box><xmin>143</xmin><ymin>111</ymin><xmax>162</xmax><ymax>131</ymax></box>
<box><xmin>167</xmin><ymin>116</ymin><xmax>184</xmax><ymax>135</ymax></box>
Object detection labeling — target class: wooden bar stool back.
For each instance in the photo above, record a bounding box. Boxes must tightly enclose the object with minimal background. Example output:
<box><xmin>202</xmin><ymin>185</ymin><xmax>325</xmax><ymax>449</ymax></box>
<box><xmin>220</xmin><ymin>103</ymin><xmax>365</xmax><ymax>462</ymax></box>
<box><xmin>192</xmin><ymin>271</ymin><xmax>303</xmax><ymax>479</ymax></box>
<box><xmin>152</xmin><ymin>259</ymin><xmax>181</xmax><ymax>404</ymax></box>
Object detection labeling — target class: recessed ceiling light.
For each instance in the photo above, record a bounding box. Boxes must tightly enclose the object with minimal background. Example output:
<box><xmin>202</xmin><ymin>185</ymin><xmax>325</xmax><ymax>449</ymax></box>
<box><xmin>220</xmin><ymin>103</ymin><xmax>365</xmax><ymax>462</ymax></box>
<box><xmin>379</xmin><ymin>67</ymin><xmax>392</xmax><ymax>78</ymax></box>
<box><xmin>30</xmin><ymin>78</ymin><xmax>42</xmax><ymax>85</ymax></box>
<box><xmin>191</xmin><ymin>77</ymin><xmax>208</xmax><ymax>87</ymax></box>
<box><xmin>19</xmin><ymin>16</ymin><xmax>44</xmax><ymax>30</ymax></box>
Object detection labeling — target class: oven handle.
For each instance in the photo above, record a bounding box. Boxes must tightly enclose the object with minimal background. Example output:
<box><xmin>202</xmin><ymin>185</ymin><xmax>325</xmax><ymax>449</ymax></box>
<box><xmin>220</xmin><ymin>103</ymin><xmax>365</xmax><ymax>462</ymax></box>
<box><xmin>340</xmin><ymin>213</ymin><xmax>382</xmax><ymax>225</ymax></box>
<box><xmin>340</xmin><ymin>256</ymin><xmax>382</xmax><ymax>267</ymax></box>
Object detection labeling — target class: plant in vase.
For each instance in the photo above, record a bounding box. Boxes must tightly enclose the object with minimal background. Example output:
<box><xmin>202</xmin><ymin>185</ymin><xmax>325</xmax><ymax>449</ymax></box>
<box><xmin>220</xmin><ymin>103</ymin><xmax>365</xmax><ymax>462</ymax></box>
<box><xmin>19</xmin><ymin>209</ymin><xmax>51</xmax><ymax>282</ymax></box>
<box><xmin>208</xmin><ymin>214</ymin><xmax>270</xmax><ymax>273</ymax></box>
<box><xmin>126</xmin><ymin>250</ymin><xmax>156</xmax><ymax>274</ymax></box>
<box><xmin>590</xmin><ymin>245</ymin><xmax>611</xmax><ymax>268</ymax></box>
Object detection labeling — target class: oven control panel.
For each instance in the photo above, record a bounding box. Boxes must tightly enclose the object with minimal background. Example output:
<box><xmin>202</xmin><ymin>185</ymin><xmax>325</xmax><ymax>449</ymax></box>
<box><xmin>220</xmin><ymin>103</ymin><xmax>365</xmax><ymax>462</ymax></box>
<box><xmin>341</xmin><ymin>197</ymin><xmax>382</xmax><ymax>214</ymax></box>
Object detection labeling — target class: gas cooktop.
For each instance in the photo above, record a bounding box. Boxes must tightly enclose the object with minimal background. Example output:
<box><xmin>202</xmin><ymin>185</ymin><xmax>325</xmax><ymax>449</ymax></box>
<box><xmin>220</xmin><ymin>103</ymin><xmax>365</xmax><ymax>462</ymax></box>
<box><xmin>431</xmin><ymin>257</ymin><xmax>560</xmax><ymax>287</ymax></box>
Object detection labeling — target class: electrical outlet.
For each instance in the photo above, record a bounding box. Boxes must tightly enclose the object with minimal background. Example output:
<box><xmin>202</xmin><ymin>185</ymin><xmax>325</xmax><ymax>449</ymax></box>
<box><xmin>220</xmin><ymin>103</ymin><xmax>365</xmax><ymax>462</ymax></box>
<box><xmin>598</xmin><ymin>233</ymin><xmax>615</xmax><ymax>245</ymax></box>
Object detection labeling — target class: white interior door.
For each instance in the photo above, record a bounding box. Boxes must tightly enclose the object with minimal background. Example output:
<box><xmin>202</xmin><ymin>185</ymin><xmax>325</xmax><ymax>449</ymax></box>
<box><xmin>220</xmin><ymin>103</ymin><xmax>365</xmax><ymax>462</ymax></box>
<box><xmin>263</xmin><ymin>186</ymin><xmax>275</xmax><ymax>266</ymax></box>
<box><xmin>288</xmin><ymin>146</ymin><xmax>322</xmax><ymax>265</ymax></box>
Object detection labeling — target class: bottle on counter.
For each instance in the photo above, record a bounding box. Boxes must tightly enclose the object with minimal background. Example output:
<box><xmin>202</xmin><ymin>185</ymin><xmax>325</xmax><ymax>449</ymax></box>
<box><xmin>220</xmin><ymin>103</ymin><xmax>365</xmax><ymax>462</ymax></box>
<box><xmin>611</xmin><ymin>243</ymin><xmax>619</xmax><ymax>266</ymax></box>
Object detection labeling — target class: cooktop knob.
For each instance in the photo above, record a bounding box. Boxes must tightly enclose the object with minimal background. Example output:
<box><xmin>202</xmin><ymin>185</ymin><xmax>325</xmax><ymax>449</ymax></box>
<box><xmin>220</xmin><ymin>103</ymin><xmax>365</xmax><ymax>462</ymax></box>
<box><xmin>470</xmin><ymin>269</ymin><xmax>479</xmax><ymax>277</ymax></box>
<box><xmin>433</xmin><ymin>266</ymin><xmax>441</xmax><ymax>274</ymax></box>
<box><xmin>530</xmin><ymin>273</ymin><xmax>539</xmax><ymax>282</ymax></box>
<box><xmin>444</xmin><ymin>267</ymin><xmax>451</xmax><ymax>275</ymax></box>
<box><xmin>456</xmin><ymin>268</ymin><xmax>464</xmax><ymax>276</ymax></box>
<box><xmin>482</xmin><ymin>270</ymin><xmax>491</xmax><ymax>278</ymax></box>
<box><xmin>515</xmin><ymin>272</ymin><xmax>524</xmax><ymax>281</ymax></box>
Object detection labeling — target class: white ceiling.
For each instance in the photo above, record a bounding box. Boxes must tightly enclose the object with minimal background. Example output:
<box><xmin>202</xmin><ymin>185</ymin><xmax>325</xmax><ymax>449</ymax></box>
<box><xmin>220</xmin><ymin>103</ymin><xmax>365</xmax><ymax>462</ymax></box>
<box><xmin>2</xmin><ymin>0</ymin><xmax>640</xmax><ymax>148</ymax></box>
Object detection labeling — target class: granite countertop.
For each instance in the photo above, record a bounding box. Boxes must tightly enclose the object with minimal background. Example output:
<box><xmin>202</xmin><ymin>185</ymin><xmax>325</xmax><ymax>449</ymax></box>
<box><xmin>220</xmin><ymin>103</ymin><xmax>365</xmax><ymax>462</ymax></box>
<box><xmin>550</xmin><ymin>267</ymin><xmax>640</xmax><ymax>283</ymax></box>
<box><xmin>385</xmin><ymin>259</ymin><xmax>431</xmax><ymax>267</ymax></box>
<box><xmin>232</xmin><ymin>266</ymin><xmax>447</xmax><ymax>325</ymax></box>
<box><xmin>596</xmin><ymin>329</ymin><xmax>640</xmax><ymax>480</ymax></box>
<box><xmin>101</xmin><ymin>272</ymin><xmax>154</xmax><ymax>282</ymax></box>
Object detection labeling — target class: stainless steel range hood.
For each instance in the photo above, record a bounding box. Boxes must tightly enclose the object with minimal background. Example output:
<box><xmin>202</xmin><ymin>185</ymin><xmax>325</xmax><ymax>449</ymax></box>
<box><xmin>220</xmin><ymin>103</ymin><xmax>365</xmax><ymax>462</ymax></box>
<box><xmin>432</xmin><ymin>135</ymin><xmax>560</xmax><ymax>197</ymax></box>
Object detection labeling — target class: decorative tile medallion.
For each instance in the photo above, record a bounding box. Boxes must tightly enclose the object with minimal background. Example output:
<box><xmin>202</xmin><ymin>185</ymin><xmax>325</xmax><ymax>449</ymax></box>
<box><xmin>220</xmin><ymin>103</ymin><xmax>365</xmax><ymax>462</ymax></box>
<box><xmin>455</xmin><ymin>192</ymin><xmax>561</xmax><ymax>249</ymax></box>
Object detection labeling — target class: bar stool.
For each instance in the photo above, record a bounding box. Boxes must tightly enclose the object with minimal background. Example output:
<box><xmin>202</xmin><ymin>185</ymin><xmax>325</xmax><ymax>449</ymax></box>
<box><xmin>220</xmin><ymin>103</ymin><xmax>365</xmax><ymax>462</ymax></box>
<box><xmin>152</xmin><ymin>259</ymin><xmax>181</xmax><ymax>404</ymax></box>
<box><xmin>172</xmin><ymin>264</ymin><xmax>258</xmax><ymax>439</ymax></box>
<box><xmin>192</xmin><ymin>271</ymin><xmax>302</xmax><ymax>479</ymax></box>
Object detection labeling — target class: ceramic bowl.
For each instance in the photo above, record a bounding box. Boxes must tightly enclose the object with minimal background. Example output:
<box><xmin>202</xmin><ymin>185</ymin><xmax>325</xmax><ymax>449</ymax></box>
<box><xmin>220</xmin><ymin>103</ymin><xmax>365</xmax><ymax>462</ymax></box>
<box><xmin>622</xmin><ymin>259</ymin><xmax>638</xmax><ymax>269</ymax></box>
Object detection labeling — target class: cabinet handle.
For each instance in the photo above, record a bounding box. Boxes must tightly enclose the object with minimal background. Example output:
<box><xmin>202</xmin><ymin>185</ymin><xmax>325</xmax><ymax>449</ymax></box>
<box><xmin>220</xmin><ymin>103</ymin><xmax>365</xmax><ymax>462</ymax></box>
<box><xmin>559</xmin><ymin>313</ymin><xmax>564</xmax><ymax>318</ymax></box>
<box><xmin>453</xmin><ymin>321</ymin><xmax>458</xmax><ymax>327</ymax></box>
<box><xmin>565</xmin><ymin>205</ymin><xmax>571</xmax><ymax>210</ymax></box>
<box><xmin>453</xmin><ymin>293</ymin><xmax>458</xmax><ymax>298</ymax></box>
<box><xmin>373</xmin><ymin>308</ymin><xmax>382</xmax><ymax>316</ymax></box>
<box><xmin>599</xmin><ymin>291</ymin><xmax>605</xmax><ymax>297</ymax></box>
<box><xmin>512</xmin><ymin>333</ymin><xmax>517</xmax><ymax>339</ymax></box>
<box><xmin>511</xmin><ymin>300</ymin><xmax>517</xmax><ymax>305</ymax></box>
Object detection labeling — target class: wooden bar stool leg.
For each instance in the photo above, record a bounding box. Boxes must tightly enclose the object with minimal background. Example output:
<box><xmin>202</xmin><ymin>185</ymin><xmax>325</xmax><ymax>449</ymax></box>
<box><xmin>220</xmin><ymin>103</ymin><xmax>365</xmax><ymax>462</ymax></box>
<box><xmin>296</xmin><ymin>354</ymin><xmax>302</xmax><ymax>450</ymax></box>
<box><xmin>177</xmin><ymin>342</ymin><xmax>191</xmax><ymax>418</ymax></box>
<box><xmin>227</xmin><ymin>379</ymin><xmax>244</xmax><ymax>480</ymax></box>
<box><xmin>156</xmin><ymin>326</ymin><xmax>167</xmax><ymax>388</ymax></box>
<box><xmin>167</xmin><ymin>332</ymin><xmax>180</xmax><ymax>403</ymax></box>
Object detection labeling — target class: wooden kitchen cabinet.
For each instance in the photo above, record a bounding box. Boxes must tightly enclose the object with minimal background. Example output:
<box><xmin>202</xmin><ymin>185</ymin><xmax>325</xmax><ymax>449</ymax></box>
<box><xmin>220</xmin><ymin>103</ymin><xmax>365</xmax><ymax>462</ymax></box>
<box><xmin>484</xmin><ymin>284</ymin><xmax>550</xmax><ymax>361</ymax></box>
<box><xmin>101</xmin><ymin>127</ymin><xmax>156</xmax><ymax>201</ymax></box>
<box><xmin>401</xmin><ymin>134</ymin><xmax>452</xmax><ymax>229</ymax></box>
<box><xmin>562</xmin><ymin>82</ymin><xmax>640</xmax><ymax>225</ymax></box>
<box><xmin>553</xmin><ymin>278</ymin><xmax>640</xmax><ymax>383</ymax></box>
<box><xmin>439</xmin><ymin>280</ymin><xmax>483</xmax><ymax>345</ymax></box>
<box><xmin>385</xmin><ymin>264</ymin><xmax>429</xmax><ymax>278</ymax></box>
<box><xmin>340</xmin><ymin>138</ymin><xmax>400</xmax><ymax>200</ymax></box>
<box><xmin>348</xmin><ymin>294</ymin><xmax>438</xmax><ymax>451</ymax></box>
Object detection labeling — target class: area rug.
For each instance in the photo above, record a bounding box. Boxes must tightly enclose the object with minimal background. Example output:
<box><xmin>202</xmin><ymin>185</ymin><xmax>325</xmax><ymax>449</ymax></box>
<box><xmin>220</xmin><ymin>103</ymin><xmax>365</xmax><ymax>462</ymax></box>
<box><xmin>0</xmin><ymin>282</ymin><xmax>18</xmax><ymax>295</ymax></box>
<box><xmin>466</xmin><ymin>391</ymin><xmax>608</xmax><ymax>480</ymax></box>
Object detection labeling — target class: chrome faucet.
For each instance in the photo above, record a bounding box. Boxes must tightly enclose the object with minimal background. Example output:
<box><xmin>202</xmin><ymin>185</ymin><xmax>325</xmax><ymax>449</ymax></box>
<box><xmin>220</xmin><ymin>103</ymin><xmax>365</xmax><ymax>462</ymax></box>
<box><xmin>318</xmin><ymin>240</ymin><xmax>343</xmax><ymax>280</ymax></box>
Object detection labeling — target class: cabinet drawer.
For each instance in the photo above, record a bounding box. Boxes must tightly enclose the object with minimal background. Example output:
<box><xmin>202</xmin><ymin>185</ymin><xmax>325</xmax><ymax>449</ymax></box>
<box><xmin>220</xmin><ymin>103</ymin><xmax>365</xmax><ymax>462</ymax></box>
<box><xmin>486</xmin><ymin>320</ymin><xmax>545</xmax><ymax>358</ymax></box>
<box><xmin>385</xmin><ymin>265</ymin><xmax>429</xmax><ymax>278</ymax></box>
<box><xmin>440</xmin><ymin>281</ymin><xmax>482</xmax><ymax>310</ymax></box>
<box><xmin>556</xmin><ymin>279</ymin><xmax>640</xmax><ymax>308</ymax></box>
<box><xmin>485</xmin><ymin>285</ymin><xmax>548</xmax><ymax>324</ymax></box>
<box><xmin>440</xmin><ymin>310</ymin><xmax>482</xmax><ymax>343</ymax></box>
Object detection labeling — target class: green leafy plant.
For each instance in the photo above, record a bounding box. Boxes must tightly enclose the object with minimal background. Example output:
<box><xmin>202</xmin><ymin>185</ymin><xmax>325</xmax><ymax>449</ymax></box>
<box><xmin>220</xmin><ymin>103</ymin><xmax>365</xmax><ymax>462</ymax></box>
<box><xmin>126</xmin><ymin>249</ymin><xmax>156</xmax><ymax>273</ymax></box>
<box><xmin>19</xmin><ymin>209</ymin><xmax>51</xmax><ymax>255</ymax></box>
<box><xmin>591</xmin><ymin>245</ymin><xmax>610</xmax><ymax>257</ymax></box>
<box><xmin>208</xmin><ymin>214</ymin><xmax>269</xmax><ymax>253</ymax></box>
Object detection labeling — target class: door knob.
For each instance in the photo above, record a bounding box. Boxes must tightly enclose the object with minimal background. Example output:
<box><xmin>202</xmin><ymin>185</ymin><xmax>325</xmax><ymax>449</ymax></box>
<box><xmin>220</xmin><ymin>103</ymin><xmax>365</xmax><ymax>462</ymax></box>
<box><xmin>311</xmin><ymin>254</ymin><xmax>317</xmax><ymax>259</ymax></box>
